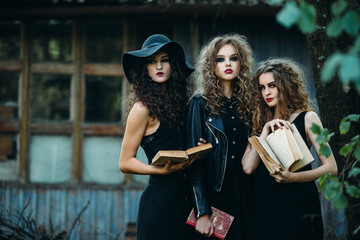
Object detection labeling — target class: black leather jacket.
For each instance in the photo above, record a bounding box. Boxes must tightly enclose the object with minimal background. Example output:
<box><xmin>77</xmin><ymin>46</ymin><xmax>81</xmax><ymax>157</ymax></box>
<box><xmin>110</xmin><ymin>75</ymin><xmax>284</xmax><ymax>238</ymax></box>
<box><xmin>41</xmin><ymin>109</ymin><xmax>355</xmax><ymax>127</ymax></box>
<box><xmin>186</xmin><ymin>95</ymin><xmax>229</xmax><ymax>218</ymax></box>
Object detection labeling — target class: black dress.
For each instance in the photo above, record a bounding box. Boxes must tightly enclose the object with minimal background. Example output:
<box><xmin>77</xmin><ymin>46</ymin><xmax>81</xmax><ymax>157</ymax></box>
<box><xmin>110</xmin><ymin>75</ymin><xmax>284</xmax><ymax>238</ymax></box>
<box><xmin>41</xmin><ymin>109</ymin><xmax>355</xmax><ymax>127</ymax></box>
<box><xmin>198</xmin><ymin>97</ymin><xmax>254</xmax><ymax>240</ymax></box>
<box><xmin>252</xmin><ymin>112</ymin><xmax>323</xmax><ymax>240</ymax></box>
<box><xmin>137</xmin><ymin>123</ymin><xmax>192</xmax><ymax>240</ymax></box>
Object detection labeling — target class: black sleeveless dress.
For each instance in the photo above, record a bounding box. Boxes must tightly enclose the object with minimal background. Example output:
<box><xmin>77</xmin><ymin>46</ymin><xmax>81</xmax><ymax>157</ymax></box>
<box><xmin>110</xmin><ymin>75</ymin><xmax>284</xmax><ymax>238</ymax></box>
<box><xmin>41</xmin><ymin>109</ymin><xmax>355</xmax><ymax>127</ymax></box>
<box><xmin>252</xmin><ymin>112</ymin><xmax>323</xmax><ymax>240</ymax></box>
<box><xmin>137</xmin><ymin>123</ymin><xmax>192</xmax><ymax>240</ymax></box>
<box><xmin>196</xmin><ymin>97</ymin><xmax>254</xmax><ymax>240</ymax></box>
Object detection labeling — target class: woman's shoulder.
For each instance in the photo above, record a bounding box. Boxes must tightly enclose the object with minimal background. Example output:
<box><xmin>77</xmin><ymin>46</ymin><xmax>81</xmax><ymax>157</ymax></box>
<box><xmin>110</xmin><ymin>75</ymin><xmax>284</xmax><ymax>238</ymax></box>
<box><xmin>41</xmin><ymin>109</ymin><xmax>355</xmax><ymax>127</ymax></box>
<box><xmin>304</xmin><ymin>111</ymin><xmax>323</xmax><ymax>128</ymax></box>
<box><xmin>129</xmin><ymin>101</ymin><xmax>150</xmax><ymax>118</ymax></box>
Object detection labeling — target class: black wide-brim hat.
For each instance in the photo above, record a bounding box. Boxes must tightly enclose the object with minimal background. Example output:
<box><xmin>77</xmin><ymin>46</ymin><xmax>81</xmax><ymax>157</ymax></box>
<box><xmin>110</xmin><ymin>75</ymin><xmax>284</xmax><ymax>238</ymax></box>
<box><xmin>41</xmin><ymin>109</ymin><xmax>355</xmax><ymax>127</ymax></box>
<box><xmin>122</xmin><ymin>34</ymin><xmax>194</xmax><ymax>83</ymax></box>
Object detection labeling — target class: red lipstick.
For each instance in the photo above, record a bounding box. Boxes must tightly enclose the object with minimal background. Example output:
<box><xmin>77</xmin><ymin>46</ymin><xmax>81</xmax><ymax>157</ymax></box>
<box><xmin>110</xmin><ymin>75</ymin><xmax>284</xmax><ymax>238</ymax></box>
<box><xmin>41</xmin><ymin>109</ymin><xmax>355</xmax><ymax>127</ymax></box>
<box><xmin>266</xmin><ymin>98</ymin><xmax>273</xmax><ymax>102</ymax></box>
<box><xmin>156</xmin><ymin>72</ymin><xmax>164</xmax><ymax>76</ymax></box>
<box><xmin>224</xmin><ymin>69</ymin><xmax>233</xmax><ymax>74</ymax></box>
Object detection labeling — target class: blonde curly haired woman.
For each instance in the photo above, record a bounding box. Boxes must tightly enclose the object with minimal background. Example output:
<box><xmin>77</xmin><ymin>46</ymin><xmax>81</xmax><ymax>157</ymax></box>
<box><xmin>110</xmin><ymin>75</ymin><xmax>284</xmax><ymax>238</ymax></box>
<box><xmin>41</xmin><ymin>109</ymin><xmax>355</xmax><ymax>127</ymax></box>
<box><xmin>186</xmin><ymin>33</ymin><xmax>254</xmax><ymax>239</ymax></box>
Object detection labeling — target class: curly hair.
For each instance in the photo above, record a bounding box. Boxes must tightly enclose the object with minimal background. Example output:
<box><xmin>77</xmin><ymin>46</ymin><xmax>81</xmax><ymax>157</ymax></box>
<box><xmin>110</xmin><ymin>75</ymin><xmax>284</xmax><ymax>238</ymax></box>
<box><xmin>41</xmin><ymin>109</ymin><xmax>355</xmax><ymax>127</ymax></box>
<box><xmin>126</xmin><ymin>50</ymin><xmax>190</xmax><ymax>127</ymax></box>
<box><xmin>252</xmin><ymin>58</ymin><xmax>311</xmax><ymax>135</ymax></box>
<box><xmin>193</xmin><ymin>33</ymin><xmax>254</xmax><ymax>128</ymax></box>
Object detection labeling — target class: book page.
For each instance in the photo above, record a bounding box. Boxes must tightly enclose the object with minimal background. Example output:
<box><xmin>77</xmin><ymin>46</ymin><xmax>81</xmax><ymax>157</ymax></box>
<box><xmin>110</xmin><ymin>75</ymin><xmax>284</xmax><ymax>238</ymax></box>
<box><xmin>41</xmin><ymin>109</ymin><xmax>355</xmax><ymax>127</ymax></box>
<box><xmin>285</xmin><ymin>128</ymin><xmax>304</xmax><ymax>160</ymax></box>
<box><xmin>266</xmin><ymin>129</ymin><xmax>297</xmax><ymax>170</ymax></box>
<box><xmin>249</xmin><ymin>136</ymin><xmax>282</xmax><ymax>174</ymax></box>
<box><xmin>255</xmin><ymin>137</ymin><xmax>281</xmax><ymax>166</ymax></box>
<box><xmin>288</xmin><ymin>124</ymin><xmax>315</xmax><ymax>172</ymax></box>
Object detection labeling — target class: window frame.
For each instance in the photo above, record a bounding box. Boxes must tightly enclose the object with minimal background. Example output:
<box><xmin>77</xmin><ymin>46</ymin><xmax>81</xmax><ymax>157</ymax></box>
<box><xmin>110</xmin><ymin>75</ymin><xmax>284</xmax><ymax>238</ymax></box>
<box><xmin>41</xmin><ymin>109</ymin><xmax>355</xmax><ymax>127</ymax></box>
<box><xmin>0</xmin><ymin>20</ymin><xmax>129</xmax><ymax>183</ymax></box>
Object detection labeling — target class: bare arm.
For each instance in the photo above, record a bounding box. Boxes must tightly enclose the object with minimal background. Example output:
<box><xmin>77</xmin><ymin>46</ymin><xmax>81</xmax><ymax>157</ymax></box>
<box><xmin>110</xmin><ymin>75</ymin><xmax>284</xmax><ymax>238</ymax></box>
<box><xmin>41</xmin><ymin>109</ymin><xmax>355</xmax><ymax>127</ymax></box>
<box><xmin>271</xmin><ymin>111</ymin><xmax>338</xmax><ymax>183</ymax></box>
<box><xmin>119</xmin><ymin>102</ymin><xmax>187</xmax><ymax>175</ymax></box>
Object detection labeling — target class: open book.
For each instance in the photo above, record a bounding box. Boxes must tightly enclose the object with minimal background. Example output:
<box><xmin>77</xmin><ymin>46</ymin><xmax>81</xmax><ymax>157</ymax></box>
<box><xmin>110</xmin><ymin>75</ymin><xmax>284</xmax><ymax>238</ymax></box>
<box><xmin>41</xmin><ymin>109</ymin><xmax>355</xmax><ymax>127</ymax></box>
<box><xmin>248</xmin><ymin>124</ymin><xmax>314</xmax><ymax>173</ymax></box>
<box><xmin>186</xmin><ymin>206</ymin><xmax>234</xmax><ymax>240</ymax></box>
<box><xmin>151</xmin><ymin>143</ymin><xmax>212</xmax><ymax>166</ymax></box>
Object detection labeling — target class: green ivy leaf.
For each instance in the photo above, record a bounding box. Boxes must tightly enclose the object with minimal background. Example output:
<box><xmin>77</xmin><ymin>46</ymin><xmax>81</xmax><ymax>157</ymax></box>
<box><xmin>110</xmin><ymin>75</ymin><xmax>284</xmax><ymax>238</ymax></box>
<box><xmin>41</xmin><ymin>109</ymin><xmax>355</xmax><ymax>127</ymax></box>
<box><xmin>340</xmin><ymin>119</ymin><xmax>350</xmax><ymax>134</ymax></box>
<box><xmin>318</xmin><ymin>175</ymin><xmax>327</xmax><ymax>192</ymax></box>
<box><xmin>327</xmin><ymin>175</ymin><xmax>339</xmax><ymax>182</ymax></box>
<box><xmin>354</xmin><ymin>145</ymin><xmax>360</xmax><ymax>161</ymax></box>
<box><xmin>324</xmin><ymin>181</ymin><xmax>342</xmax><ymax>199</ymax></box>
<box><xmin>351</xmin><ymin>135</ymin><xmax>360</xmax><ymax>142</ymax></box>
<box><xmin>276</xmin><ymin>1</ymin><xmax>301</xmax><ymax>28</ymax></box>
<box><xmin>320</xmin><ymin>145</ymin><xmax>332</xmax><ymax>157</ymax></box>
<box><xmin>339</xmin><ymin>143</ymin><xmax>354</xmax><ymax>156</ymax></box>
<box><xmin>327</xmin><ymin>18</ymin><xmax>344</xmax><ymax>37</ymax></box>
<box><xmin>324</xmin><ymin>129</ymin><xmax>334</xmax><ymax>142</ymax></box>
<box><xmin>340</xmin><ymin>115</ymin><xmax>360</xmax><ymax>134</ymax></box>
<box><xmin>297</xmin><ymin>1</ymin><xmax>317</xmax><ymax>33</ymax></box>
<box><xmin>343</xmin><ymin>10</ymin><xmax>360</xmax><ymax>36</ymax></box>
<box><xmin>310</xmin><ymin>123</ymin><xmax>322</xmax><ymax>134</ymax></box>
<box><xmin>345</xmin><ymin>182</ymin><xmax>360</xmax><ymax>198</ymax></box>
<box><xmin>333</xmin><ymin>191</ymin><xmax>348</xmax><ymax>210</ymax></box>
<box><xmin>316</xmin><ymin>129</ymin><xmax>333</xmax><ymax>145</ymax></box>
<box><xmin>349</xmin><ymin>167</ymin><xmax>360</xmax><ymax>178</ymax></box>
<box><xmin>321</xmin><ymin>53</ymin><xmax>344</xmax><ymax>82</ymax></box>
<box><xmin>332</xmin><ymin>0</ymin><xmax>348</xmax><ymax>17</ymax></box>
<box><xmin>348</xmin><ymin>114</ymin><xmax>360</xmax><ymax>122</ymax></box>
<box><xmin>318</xmin><ymin>174</ymin><xmax>339</xmax><ymax>192</ymax></box>
<box><xmin>339</xmin><ymin>53</ymin><xmax>360</xmax><ymax>83</ymax></box>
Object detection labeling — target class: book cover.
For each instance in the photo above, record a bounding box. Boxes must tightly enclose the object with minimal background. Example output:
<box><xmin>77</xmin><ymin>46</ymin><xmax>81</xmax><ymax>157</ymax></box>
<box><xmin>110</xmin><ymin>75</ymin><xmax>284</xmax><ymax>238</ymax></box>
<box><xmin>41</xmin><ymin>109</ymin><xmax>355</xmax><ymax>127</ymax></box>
<box><xmin>186</xmin><ymin>207</ymin><xmax>234</xmax><ymax>240</ymax></box>
<box><xmin>151</xmin><ymin>143</ymin><xmax>212</xmax><ymax>166</ymax></box>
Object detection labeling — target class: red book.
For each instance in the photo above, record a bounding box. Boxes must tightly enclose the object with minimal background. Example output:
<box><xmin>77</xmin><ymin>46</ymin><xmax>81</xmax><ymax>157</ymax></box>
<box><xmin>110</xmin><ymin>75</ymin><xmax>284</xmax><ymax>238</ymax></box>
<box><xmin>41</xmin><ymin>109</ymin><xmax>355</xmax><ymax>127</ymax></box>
<box><xmin>186</xmin><ymin>207</ymin><xmax>234</xmax><ymax>240</ymax></box>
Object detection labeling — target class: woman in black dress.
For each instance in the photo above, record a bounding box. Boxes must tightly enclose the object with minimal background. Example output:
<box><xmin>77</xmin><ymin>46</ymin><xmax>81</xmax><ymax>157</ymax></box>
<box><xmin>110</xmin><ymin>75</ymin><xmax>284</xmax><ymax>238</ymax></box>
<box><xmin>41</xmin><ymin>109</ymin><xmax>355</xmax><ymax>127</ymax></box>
<box><xmin>242</xmin><ymin>58</ymin><xmax>338</xmax><ymax>240</ymax></box>
<box><xmin>119</xmin><ymin>34</ymin><xmax>196</xmax><ymax>240</ymax></box>
<box><xmin>186</xmin><ymin>34</ymin><xmax>255</xmax><ymax>239</ymax></box>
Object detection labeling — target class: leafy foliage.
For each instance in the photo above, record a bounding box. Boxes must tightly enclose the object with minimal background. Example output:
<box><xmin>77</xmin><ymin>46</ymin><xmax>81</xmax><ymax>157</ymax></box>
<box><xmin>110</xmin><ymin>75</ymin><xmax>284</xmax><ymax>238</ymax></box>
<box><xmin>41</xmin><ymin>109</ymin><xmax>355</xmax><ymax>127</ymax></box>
<box><xmin>315</xmin><ymin>114</ymin><xmax>360</xmax><ymax>218</ymax></box>
<box><xmin>274</xmin><ymin>0</ymin><xmax>360</xmax><ymax>93</ymax></box>
<box><xmin>274</xmin><ymin>0</ymin><xmax>360</xmax><ymax>236</ymax></box>
<box><xmin>276</xmin><ymin>0</ymin><xmax>316</xmax><ymax>33</ymax></box>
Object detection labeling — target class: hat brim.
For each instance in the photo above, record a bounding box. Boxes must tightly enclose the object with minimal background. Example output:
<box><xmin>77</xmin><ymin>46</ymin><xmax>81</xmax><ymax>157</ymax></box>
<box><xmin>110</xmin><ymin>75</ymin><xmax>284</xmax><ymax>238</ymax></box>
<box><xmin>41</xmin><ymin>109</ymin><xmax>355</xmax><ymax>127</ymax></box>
<box><xmin>122</xmin><ymin>41</ymin><xmax>194</xmax><ymax>83</ymax></box>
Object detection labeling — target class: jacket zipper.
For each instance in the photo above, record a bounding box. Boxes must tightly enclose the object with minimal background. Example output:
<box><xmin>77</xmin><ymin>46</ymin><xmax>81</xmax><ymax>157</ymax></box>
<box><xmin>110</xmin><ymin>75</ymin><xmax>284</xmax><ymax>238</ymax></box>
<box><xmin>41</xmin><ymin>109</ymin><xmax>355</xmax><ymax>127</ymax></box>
<box><xmin>193</xmin><ymin>186</ymin><xmax>201</xmax><ymax>218</ymax></box>
<box><xmin>206</xmin><ymin>121</ymin><xmax>228</xmax><ymax>191</ymax></box>
<box><xmin>205</xmin><ymin>122</ymin><xmax>219</xmax><ymax>144</ymax></box>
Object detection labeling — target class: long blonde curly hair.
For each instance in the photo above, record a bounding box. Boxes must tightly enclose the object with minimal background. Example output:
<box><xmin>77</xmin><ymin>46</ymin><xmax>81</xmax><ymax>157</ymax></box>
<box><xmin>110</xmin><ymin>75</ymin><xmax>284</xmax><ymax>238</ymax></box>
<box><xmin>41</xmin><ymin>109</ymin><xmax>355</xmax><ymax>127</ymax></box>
<box><xmin>193</xmin><ymin>33</ymin><xmax>254</xmax><ymax>128</ymax></box>
<box><xmin>252</xmin><ymin>58</ymin><xmax>311</xmax><ymax>135</ymax></box>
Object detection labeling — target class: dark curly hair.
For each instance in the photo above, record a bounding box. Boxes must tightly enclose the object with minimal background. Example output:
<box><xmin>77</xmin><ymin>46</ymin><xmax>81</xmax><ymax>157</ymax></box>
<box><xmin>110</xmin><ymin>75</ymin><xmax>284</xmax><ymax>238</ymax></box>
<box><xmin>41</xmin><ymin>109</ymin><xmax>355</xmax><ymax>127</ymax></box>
<box><xmin>126</xmin><ymin>50</ymin><xmax>190</xmax><ymax>127</ymax></box>
<box><xmin>252</xmin><ymin>58</ymin><xmax>311</xmax><ymax>135</ymax></box>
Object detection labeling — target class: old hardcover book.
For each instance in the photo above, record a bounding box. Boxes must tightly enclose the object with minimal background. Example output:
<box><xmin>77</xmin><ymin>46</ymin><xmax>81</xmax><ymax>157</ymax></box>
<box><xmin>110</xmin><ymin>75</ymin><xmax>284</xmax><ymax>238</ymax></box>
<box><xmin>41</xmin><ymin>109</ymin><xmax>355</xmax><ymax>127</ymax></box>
<box><xmin>151</xmin><ymin>143</ymin><xmax>212</xmax><ymax>166</ymax></box>
<box><xmin>186</xmin><ymin>207</ymin><xmax>234</xmax><ymax>240</ymax></box>
<box><xmin>248</xmin><ymin>124</ymin><xmax>314</xmax><ymax>173</ymax></box>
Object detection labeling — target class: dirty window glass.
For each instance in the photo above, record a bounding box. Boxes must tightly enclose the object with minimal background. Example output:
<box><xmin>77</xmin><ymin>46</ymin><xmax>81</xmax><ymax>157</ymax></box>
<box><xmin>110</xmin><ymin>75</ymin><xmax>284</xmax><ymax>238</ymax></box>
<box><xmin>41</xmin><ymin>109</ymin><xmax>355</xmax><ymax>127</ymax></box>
<box><xmin>132</xmin><ymin>146</ymin><xmax>149</xmax><ymax>184</ymax></box>
<box><xmin>31</xmin><ymin>74</ymin><xmax>71</xmax><ymax>121</ymax></box>
<box><xmin>0</xmin><ymin>71</ymin><xmax>19</xmax><ymax>119</ymax></box>
<box><xmin>33</xmin><ymin>20</ymin><xmax>72</xmax><ymax>62</ymax></box>
<box><xmin>82</xmin><ymin>136</ymin><xmax>124</xmax><ymax>184</ymax></box>
<box><xmin>0</xmin><ymin>21</ymin><xmax>20</xmax><ymax>60</ymax></box>
<box><xmin>85</xmin><ymin>20</ymin><xmax>123</xmax><ymax>63</ymax></box>
<box><xmin>85</xmin><ymin>75</ymin><xmax>122</xmax><ymax>123</ymax></box>
<box><xmin>29</xmin><ymin>135</ymin><xmax>71</xmax><ymax>183</ymax></box>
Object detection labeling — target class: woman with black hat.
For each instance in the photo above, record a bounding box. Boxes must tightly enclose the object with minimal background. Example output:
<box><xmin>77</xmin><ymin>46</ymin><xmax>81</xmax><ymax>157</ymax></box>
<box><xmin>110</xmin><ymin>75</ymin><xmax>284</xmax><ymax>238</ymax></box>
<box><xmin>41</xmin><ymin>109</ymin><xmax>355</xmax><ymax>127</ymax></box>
<box><xmin>119</xmin><ymin>34</ymin><xmax>196</xmax><ymax>240</ymax></box>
